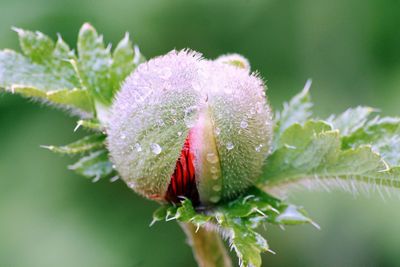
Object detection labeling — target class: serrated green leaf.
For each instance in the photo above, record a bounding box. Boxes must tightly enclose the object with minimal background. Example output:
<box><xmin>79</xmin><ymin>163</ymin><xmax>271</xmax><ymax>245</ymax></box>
<box><xmin>13</xmin><ymin>28</ymin><xmax>79</xmax><ymax>88</ymax></box>
<box><xmin>260</xmin><ymin>120</ymin><xmax>400</xmax><ymax>195</ymax></box>
<box><xmin>42</xmin><ymin>134</ymin><xmax>106</xmax><ymax>155</ymax></box>
<box><xmin>273</xmin><ymin>204</ymin><xmax>315</xmax><ymax>226</ymax></box>
<box><xmin>342</xmin><ymin>117</ymin><xmax>400</xmax><ymax>166</ymax></box>
<box><xmin>11</xmin><ymin>86</ymin><xmax>93</xmax><ymax>113</ymax></box>
<box><xmin>13</xmin><ymin>27</ymin><xmax>54</xmax><ymax>63</ymax></box>
<box><xmin>273</xmin><ymin>80</ymin><xmax>313</xmax><ymax>149</ymax></box>
<box><xmin>76</xmin><ymin>23</ymin><xmax>113</xmax><ymax>105</ymax></box>
<box><xmin>2</xmin><ymin>24</ymin><xmax>145</xmax><ymax>116</ymax></box>
<box><xmin>226</xmin><ymin>218</ymin><xmax>267</xmax><ymax>267</ymax></box>
<box><xmin>328</xmin><ymin>106</ymin><xmax>376</xmax><ymax>136</ymax></box>
<box><xmin>68</xmin><ymin>150</ymin><xmax>113</xmax><ymax>180</ymax></box>
<box><xmin>110</xmin><ymin>33</ymin><xmax>136</xmax><ymax>92</ymax></box>
<box><xmin>0</xmin><ymin>50</ymin><xmax>77</xmax><ymax>91</ymax></box>
<box><xmin>0</xmin><ymin>28</ymin><xmax>92</xmax><ymax>114</ymax></box>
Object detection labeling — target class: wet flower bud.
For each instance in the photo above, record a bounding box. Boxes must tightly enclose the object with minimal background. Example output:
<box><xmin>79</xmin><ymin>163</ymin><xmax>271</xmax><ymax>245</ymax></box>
<box><xmin>107</xmin><ymin>50</ymin><xmax>272</xmax><ymax>206</ymax></box>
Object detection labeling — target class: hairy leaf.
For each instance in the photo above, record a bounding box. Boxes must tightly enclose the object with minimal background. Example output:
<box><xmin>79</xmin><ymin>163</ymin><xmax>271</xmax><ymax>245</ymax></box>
<box><xmin>110</xmin><ymin>33</ymin><xmax>136</xmax><ymax>93</ymax></box>
<box><xmin>273</xmin><ymin>80</ymin><xmax>313</xmax><ymax>149</ymax></box>
<box><xmin>1</xmin><ymin>24</ymin><xmax>143</xmax><ymax>116</ymax></box>
<box><xmin>41</xmin><ymin>134</ymin><xmax>106</xmax><ymax>155</ymax></box>
<box><xmin>68</xmin><ymin>150</ymin><xmax>114</xmax><ymax>181</ymax></box>
<box><xmin>11</xmin><ymin>86</ymin><xmax>93</xmax><ymax>113</ymax></box>
<box><xmin>343</xmin><ymin>116</ymin><xmax>400</xmax><ymax>166</ymax></box>
<box><xmin>0</xmin><ymin>50</ymin><xmax>77</xmax><ymax>91</ymax></box>
<box><xmin>260</xmin><ymin>120</ymin><xmax>400</xmax><ymax>196</ymax></box>
<box><xmin>76</xmin><ymin>23</ymin><xmax>113</xmax><ymax>105</ymax></box>
<box><xmin>327</xmin><ymin>106</ymin><xmax>376</xmax><ymax>136</ymax></box>
<box><xmin>0</xmin><ymin>29</ymin><xmax>93</xmax><ymax>114</ymax></box>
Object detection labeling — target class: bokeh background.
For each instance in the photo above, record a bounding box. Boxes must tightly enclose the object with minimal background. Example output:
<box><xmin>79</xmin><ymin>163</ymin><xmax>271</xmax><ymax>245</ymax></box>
<box><xmin>1</xmin><ymin>0</ymin><xmax>400</xmax><ymax>266</ymax></box>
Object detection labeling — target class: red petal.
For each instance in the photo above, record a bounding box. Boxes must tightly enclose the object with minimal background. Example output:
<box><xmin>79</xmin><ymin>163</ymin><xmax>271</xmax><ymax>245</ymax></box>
<box><xmin>165</xmin><ymin>131</ymin><xmax>200</xmax><ymax>206</ymax></box>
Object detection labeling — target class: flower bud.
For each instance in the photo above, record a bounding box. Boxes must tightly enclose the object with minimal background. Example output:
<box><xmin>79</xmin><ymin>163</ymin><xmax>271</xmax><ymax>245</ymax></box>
<box><xmin>107</xmin><ymin>50</ymin><xmax>272</xmax><ymax>206</ymax></box>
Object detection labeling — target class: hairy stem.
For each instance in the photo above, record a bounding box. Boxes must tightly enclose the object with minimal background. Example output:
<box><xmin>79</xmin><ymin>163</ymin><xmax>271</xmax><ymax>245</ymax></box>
<box><xmin>180</xmin><ymin>223</ymin><xmax>232</xmax><ymax>267</ymax></box>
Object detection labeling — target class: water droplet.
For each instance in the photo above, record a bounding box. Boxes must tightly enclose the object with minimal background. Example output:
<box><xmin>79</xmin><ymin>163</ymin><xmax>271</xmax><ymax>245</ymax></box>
<box><xmin>184</xmin><ymin>106</ymin><xmax>199</xmax><ymax>128</ymax></box>
<box><xmin>255</xmin><ymin>144</ymin><xmax>263</xmax><ymax>152</ymax></box>
<box><xmin>250</xmin><ymin>108</ymin><xmax>256</xmax><ymax>115</ymax></box>
<box><xmin>210</xmin><ymin>196</ymin><xmax>221</xmax><ymax>203</ymax></box>
<box><xmin>240</xmin><ymin>120</ymin><xmax>248</xmax><ymax>129</ymax></box>
<box><xmin>135</xmin><ymin>143</ymin><xmax>142</xmax><ymax>152</ymax></box>
<box><xmin>120</xmin><ymin>134</ymin><xmax>126</xmax><ymax>140</ymax></box>
<box><xmin>212</xmin><ymin>185</ymin><xmax>222</xmax><ymax>192</ymax></box>
<box><xmin>256</xmin><ymin>102</ymin><xmax>264</xmax><ymax>113</ymax></box>
<box><xmin>206</xmin><ymin>153</ymin><xmax>219</xmax><ymax>164</ymax></box>
<box><xmin>226</xmin><ymin>142</ymin><xmax>234</xmax><ymax>150</ymax></box>
<box><xmin>150</xmin><ymin>143</ymin><xmax>162</xmax><ymax>155</ymax></box>
<box><xmin>177</xmin><ymin>131</ymin><xmax>182</xmax><ymax>137</ymax></box>
<box><xmin>210</xmin><ymin>166</ymin><xmax>218</xmax><ymax>174</ymax></box>
<box><xmin>211</xmin><ymin>174</ymin><xmax>219</xmax><ymax>180</ymax></box>
<box><xmin>214</xmin><ymin>127</ymin><xmax>221</xmax><ymax>136</ymax></box>
<box><xmin>127</xmin><ymin>181</ymin><xmax>136</xmax><ymax>189</ymax></box>
<box><xmin>156</xmin><ymin>119</ymin><xmax>165</xmax><ymax>127</ymax></box>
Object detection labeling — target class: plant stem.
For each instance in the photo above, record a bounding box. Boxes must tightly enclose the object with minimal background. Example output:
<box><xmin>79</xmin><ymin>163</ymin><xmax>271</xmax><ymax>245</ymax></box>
<box><xmin>180</xmin><ymin>223</ymin><xmax>233</xmax><ymax>267</ymax></box>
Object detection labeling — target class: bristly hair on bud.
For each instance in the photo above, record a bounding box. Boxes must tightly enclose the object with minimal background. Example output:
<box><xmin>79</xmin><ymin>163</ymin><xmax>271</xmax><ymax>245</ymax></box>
<box><xmin>107</xmin><ymin>49</ymin><xmax>273</xmax><ymax>206</ymax></box>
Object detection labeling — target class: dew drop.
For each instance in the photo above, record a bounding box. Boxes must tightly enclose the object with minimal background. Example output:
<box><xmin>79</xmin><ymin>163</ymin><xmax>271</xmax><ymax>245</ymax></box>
<box><xmin>210</xmin><ymin>196</ymin><xmax>221</xmax><ymax>203</ymax></box>
<box><xmin>206</xmin><ymin>153</ymin><xmax>219</xmax><ymax>164</ymax></box>
<box><xmin>210</xmin><ymin>166</ymin><xmax>218</xmax><ymax>174</ymax></box>
<box><xmin>256</xmin><ymin>102</ymin><xmax>264</xmax><ymax>114</ymax></box>
<box><xmin>211</xmin><ymin>174</ymin><xmax>219</xmax><ymax>180</ymax></box>
<box><xmin>120</xmin><ymin>134</ymin><xmax>126</xmax><ymax>140</ymax></box>
<box><xmin>156</xmin><ymin>119</ymin><xmax>165</xmax><ymax>127</ymax></box>
<box><xmin>212</xmin><ymin>185</ymin><xmax>222</xmax><ymax>192</ymax></box>
<box><xmin>240</xmin><ymin>120</ymin><xmax>248</xmax><ymax>129</ymax></box>
<box><xmin>150</xmin><ymin>143</ymin><xmax>162</xmax><ymax>155</ymax></box>
<box><xmin>214</xmin><ymin>127</ymin><xmax>221</xmax><ymax>136</ymax></box>
<box><xmin>127</xmin><ymin>181</ymin><xmax>136</xmax><ymax>189</ymax></box>
<box><xmin>255</xmin><ymin>144</ymin><xmax>263</xmax><ymax>152</ymax></box>
<box><xmin>184</xmin><ymin>106</ymin><xmax>199</xmax><ymax>128</ymax></box>
<box><xmin>177</xmin><ymin>131</ymin><xmax>183</xmax><ymax>137</ymax></box>
<box><xmin>135</xmin><ymin>143</ymin><xmax>142</xmax><ymax>152</ymax></box>
<box><xmin>226</xmin><ymin>142</ymin><xmax>234</xmax><ymax>150</ymax></box>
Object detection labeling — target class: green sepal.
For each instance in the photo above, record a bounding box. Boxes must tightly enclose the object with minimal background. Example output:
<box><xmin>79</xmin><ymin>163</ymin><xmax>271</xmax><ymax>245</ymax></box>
<box><xmin>74</xmin><ymin>119</ymin><xmax>103</xmax><ymax>132</ymax></box>
<box><xmin>151</xmin><ymin>188</ymin><xmax>315</xmax><ymax>267</ymax></box>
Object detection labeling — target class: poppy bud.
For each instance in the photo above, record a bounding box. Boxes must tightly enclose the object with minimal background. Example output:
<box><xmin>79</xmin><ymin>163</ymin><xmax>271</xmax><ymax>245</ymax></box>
<box><xmin>107</xmin><ymin>50</ymin><xmax>272</xmax><ymax>206</ymax></box>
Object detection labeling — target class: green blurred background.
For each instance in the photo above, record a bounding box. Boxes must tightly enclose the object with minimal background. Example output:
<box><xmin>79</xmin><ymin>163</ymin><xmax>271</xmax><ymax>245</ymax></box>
<box><xmin>1</xmin><ymin>0</ymin><xmax>400</xmax><ymax>266</ymax></box>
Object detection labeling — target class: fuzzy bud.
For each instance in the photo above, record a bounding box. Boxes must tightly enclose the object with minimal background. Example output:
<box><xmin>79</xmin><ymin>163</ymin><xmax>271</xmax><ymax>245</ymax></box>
<box><xmin>107</xmin><ymin>50</ymin><xmax>272</xmax><ymax>206</ymax></box>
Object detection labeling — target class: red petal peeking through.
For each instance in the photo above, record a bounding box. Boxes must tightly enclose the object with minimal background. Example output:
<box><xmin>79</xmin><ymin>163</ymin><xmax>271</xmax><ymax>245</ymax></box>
<box><xmin>165</xmin><ymin>131</ymin><xmax>200</xmax><ymax>206</ymax></box>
